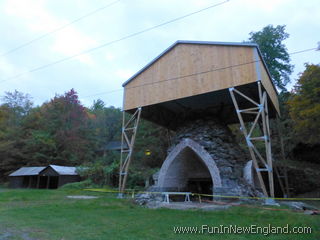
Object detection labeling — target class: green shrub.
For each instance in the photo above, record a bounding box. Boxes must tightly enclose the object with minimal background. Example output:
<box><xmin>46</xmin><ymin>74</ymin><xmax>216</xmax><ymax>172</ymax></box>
<box><xmin>60</xmin><ymin>179</ymin><xmax>97</xmax><ymax>190</ymax></box>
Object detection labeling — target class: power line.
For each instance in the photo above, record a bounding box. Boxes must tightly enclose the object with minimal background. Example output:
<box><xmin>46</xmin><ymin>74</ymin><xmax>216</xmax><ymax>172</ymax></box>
<box><xmin>288</xmin><ymin>47</ymin><xmax>317</xmax><ymax>55</ymax></box>
<box><xmin>83</xmin><ymin>89</ymin><xmax>123</xmax><ymax>98</ymax></box>
<box><xmin>81</xmin><ymin>46</ymin><xmax>318</xmax><ymax>99</ymax></box>
<box><xmin>0</xmin><ymin>0</ymin><xmax>121</xmax><ymax>57</ymax></box>
<box><xmin>0</xmin><ymin>0</ymin><xmax>230</xmax><ymax>84</ymax></box>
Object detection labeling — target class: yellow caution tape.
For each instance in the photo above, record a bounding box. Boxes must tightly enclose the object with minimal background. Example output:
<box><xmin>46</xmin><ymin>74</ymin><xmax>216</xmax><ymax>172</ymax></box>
<box><xmin>83</xmin><ymin>188</ymin><xmax>320</xmax><ymax>201</ymax></box>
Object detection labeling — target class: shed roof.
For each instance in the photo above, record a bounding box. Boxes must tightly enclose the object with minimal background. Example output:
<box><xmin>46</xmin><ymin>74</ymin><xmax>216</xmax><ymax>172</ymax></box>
<box><xmin>105</xmin><ymin>141</ymin><xmax>129</xmax><ymax>151</ymax></box>
<box><xmin>47</xmin><ymin>165</ymin><xmax>78</xmax><ymax>175</ymax></box>
<box><xmin>9</xmin><ymin>165</ymin><xmax>79</xmax><ymax>177</ymax></box>
<box><xmin>9</xmin><ymin>167</ymin><xmax>45</xmax><ymax>177</ymax></box>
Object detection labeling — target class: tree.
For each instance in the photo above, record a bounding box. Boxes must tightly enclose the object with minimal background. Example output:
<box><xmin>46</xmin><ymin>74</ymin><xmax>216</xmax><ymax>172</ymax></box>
<box><xmin>248</xmin><ymin>25</ymin><xmax>294</xmax><ymax>91</ymax></box>
<box><xmin>34</xmin><ymin>89</ymin><xmax>94</xmax><ymax>165</ymax></box>
<box><xmin>1</xmin><ymin>90</ymin><xmax>33</xmax><ymax>114</ymax></box>
<box><xmin>0</xmin><ymin>91</ymin><xmax>35</xmax><ymax>179</ymax></box>
<box><xmin>288</xmin><ymin>64</ymin><xmax>320</xmax><ymax>144</ymax></box>
<box><xmin>1</xmin><ymin>90</ymin><xmax>33</xmax><ymax>126</ymax></box>
<box><xmin>89</xmin><ymin>99</ymin><xmax>122</xmax><ymax>148</ymax></box>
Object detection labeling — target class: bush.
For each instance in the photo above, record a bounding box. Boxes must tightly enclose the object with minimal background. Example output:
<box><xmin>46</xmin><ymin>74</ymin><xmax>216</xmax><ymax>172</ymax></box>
<box><xmin>60</xmin><ymin>179</ymin><xmax>97</xmax><ymax>190</ymax></box>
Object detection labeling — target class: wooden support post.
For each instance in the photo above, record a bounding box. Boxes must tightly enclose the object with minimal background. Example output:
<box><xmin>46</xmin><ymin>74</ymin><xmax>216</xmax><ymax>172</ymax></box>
<box><xmin>46</xmin><ymin>176</ymin><xmax>50</xmax><ymax>189</ymax></box>
<box><xmin>229</xmin><ymin>82</ymin><xmax>275</xmax><ymax>198</ymax></box>
<box><xmin>118</xmin><ymin>108</ymin><xmax>142</xmax><ymax>196</ymax></box>
<box><xmin>36</xmin><ymin>176</ymin><xmax>40</xmax><ymax>189</ymax></box>
<box><xmin>274</xmin><ymin>166</ymin><xmax>286</xmax><ymax>197</ymax></box>
<box><xmin>275</xmin><ymin>116</ymin><xmax>291</xmax><ymax>197</ymax></box>
<box><xmin>28</xmin><ymin>176</ymin><xmax>32</xmax><ymax>188</ymax></box>
<box><xmin>57</xmin><ymin>176</ymin><xmax>60</xmax><ymax>188</ymax></box>
<box><xmin>118</xmin><ymin>111</ymin><xmax>126</xmax><ymax>196</ymax></box>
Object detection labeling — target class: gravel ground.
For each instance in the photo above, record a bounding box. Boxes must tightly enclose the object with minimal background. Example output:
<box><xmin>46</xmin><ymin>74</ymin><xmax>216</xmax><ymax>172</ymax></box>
<box><xmin>147</xmin><ymin>201</ymin><xmax>235</xmax><ymax>210</ymax></box>
<box><xmin>0</xmin><ymin>227</ymin><xmax>36</xmax><ymax>240</ymax></box>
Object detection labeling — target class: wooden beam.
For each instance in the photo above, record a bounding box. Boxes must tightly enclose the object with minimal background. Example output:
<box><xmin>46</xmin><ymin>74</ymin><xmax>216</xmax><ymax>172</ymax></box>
<box><xmin>229</xmin><ymin>87</ymin><xmax>268</xmax><ymax>197</ymax></box>
<box><xmin>46</xmin><ymin>176</ymin><xmax>50</xmax><ymax>189</ymax></box>
<box><xmin>119</xmin><ymin>108</ymin><xmax>142</xmax><ymax>195</ymax></box>
<box><xmin>229</xmin><ymin>82</ymin><xmax>275</xmax><ymax>198</ymax></box>
<box><xmin>36</xmin><ymin>176</ymin><xmax>40</xmax><ymax>189</ymax></box>
<box><xmin>276</xmin><ymin>116</ymin><xmax>290</xmax><ymax>197</ymax></box>
<box><xmin>258</xmin><ymin>81</ymin><xmax>274</xmax><ymax>198</ymax></box>
<box><xmin>28</xmin><ymin>176</ymin><xmax>32</xmax><ymax>188</ymax></box>
<box><xmin>118</xmin><ymin>111</ymin><xmax>126</xmax><ymax>193</ymax></box>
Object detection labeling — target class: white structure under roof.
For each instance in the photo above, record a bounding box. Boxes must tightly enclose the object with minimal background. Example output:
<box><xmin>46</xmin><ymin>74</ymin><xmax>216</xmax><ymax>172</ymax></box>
<box><xmin>9</xmin><ymin>167</ymin><xmax>45</xmax><ymax>177</ymax></box>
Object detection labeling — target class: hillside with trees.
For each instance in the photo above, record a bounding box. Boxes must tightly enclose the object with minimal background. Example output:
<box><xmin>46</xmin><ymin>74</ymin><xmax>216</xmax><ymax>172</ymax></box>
<box><xmin>0</xmin><ymin>89</ymin><xmax>168</xmax><ymax>188</ymax></box>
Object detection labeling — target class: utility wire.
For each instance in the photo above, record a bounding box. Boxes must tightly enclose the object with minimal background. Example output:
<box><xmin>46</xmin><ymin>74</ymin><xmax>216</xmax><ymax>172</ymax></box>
<box><xmin>82</xmin><ymin>46</ymin><xmax>318</xmax><ymax>99</ymax></box>
<box><xmin>83</xmin><ymin>89</ymin><xmax>123</xmax><ymax>98</ymax></box>
<box><xmin>288</xmin><ymin>47</ymin><xmax>317</xmax><ymax>55</ymax></box>
<box><xmin>0</xmin><ymin>0</ymin><xmax>230</xmax><ymax>84</ymax></box>
<box><xmin>0</xmin><ymin>0</ymin><xmax>121</xmax><ymax>57</ymax></box>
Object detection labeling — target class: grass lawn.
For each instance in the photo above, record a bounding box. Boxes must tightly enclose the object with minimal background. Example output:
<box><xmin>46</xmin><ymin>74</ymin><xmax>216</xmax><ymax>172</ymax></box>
<box><xmin>0</xmin><ymin>188</ymin><xmax>319</xmax><ymax>240</ymax></box>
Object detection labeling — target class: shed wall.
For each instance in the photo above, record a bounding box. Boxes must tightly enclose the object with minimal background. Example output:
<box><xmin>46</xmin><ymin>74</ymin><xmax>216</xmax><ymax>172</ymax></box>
<box><xmin>9</xmin><ymin>176</ymin><xmax>23</xmax><ymax>188</ymax></box>
<box><xmin>124</xmin><ymin>44</ymin><xmax>257</xmax><ymax>110</ymax></box>
<box><xmin>41</xmin><ymin>167</ymin><xmax>58</xmax><ymax>176</ymax></box>
<box><xmin>58</xmin><ymin>175</ymin><xmax>81</xmax><ymax>187</ymax></box>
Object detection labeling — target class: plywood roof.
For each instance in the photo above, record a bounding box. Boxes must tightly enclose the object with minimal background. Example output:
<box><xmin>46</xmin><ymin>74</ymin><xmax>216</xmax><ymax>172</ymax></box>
<box><xmin>9</xmin><ymin>165</ymin><xmax>78</xmax><ymax>176</ymax></box>
<box><xmin>9</xmin><ymin>167</ymin><xmax>45</xmax><ymax>176</ymax></box>
<box><xmin>48</xmin><ymin>165</ymin><xmax>78</xmax><ymax>175</ymax></box>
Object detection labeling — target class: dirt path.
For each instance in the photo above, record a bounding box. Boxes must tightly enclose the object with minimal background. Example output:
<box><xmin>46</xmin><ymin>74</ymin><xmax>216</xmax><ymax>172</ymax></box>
<box><xmin>0</xmin><ymin>227</ymin><xmax>37</xmax><ymax>240</ymax></box>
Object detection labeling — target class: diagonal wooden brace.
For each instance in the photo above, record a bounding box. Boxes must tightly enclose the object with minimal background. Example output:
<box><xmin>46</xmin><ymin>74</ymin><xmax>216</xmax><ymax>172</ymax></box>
<box><xmin>118</xmin><ymin>108</ymin><xmax>142</xmax><ymax>195</ymax></box>
<box><xmin>229</xmin><ymin>82</ymin><xmax>274</xmax><ymax>198</ymax></box>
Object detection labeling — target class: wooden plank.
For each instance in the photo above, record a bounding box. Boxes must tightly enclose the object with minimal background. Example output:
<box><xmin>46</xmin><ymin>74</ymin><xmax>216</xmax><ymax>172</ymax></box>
<box><xmin>262</xmin><ymin>91</ymin><xmax>275</xmax><ymax>198</ymax></box>
<box><xmin>36</xmin><ymin>176</ymin><xmax>40</xmax><ymax>188</ymax></box>
<box><xmin>258</xmin><ymin>60</ymin><xmax>280</xmax><ymax>115</ymax></box>
<box><xmin>229</xmin><ymin>88</ymin><xmax>268</xmax><ymax>197</ymax></box>
<box><xmin>124</xmin><ymin>44</ymin><xmax>256</xmax><ymax>110</ymax></box>
<box><xmin>119</xmin><ymin>108</ymin><xmax>142</xmax><ymax>193</ymax></box>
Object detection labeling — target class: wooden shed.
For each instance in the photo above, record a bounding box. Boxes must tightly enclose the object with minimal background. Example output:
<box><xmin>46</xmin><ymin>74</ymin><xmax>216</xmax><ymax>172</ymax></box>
<box><xmin>9</xmin><ymin>167</ymin><xmax>45</xmax><ymax>188</ymax></box>
<box><xmin>122</xmin><ymin>40</ymin><xmax>279</xmax><ymax>129</ymax></box>
<box><xmin>9</xmin><ymin>165</ymin><xmax>80</xmax><ymax>189</ymax></box>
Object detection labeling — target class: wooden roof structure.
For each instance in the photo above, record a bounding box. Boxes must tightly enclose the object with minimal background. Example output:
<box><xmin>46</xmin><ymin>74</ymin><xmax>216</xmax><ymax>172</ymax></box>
<box><xmin>122</xmin><ymin>41</ymin><xmax>279</xmax><ymax>130</ymax></box>
<box><xmin>9</xmin><ymin>165</ymin><xmax>78</xmax><ymax>177</ymax></box>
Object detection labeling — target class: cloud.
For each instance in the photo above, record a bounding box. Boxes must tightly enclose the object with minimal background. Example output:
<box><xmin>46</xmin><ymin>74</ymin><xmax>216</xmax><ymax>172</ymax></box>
<box><xmin>1</xmin><ymin>0</ymin><xmax>319</xmax><ymax>108</ymax></box>
<box><xmin>51</xmin><ymin>27</ymin><xmax>97</xmax><ymax>65</ymax></box>
<box><xmin>115</xmin><ymin>69</ymin><xmax>135</xmax><ymax>80</ymax></box>
<box><xmin>105</xmin><ymin>53</ymin><xmax>115</xmax><ymax>61</ymax></box>
<box><xmin>0</xmin><ymin>56</ymin><xmax>16</xmax><ymax>77</ymax></box>
<box><xmin>4</xmin><ymin>0</ymin><xmax>97</xmax><ymax>65</ymax></box>
<box><xmin>5</xmin><ymin>0</ymin><xmax>62</xmax><ymax>32</ymax></box>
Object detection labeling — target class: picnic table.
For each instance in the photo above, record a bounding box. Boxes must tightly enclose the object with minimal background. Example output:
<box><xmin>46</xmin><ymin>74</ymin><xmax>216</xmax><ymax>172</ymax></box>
<box><xmin>162</xmin><ymin>192</ymin><xmax>192</xmax><ymax>203</ymax></box>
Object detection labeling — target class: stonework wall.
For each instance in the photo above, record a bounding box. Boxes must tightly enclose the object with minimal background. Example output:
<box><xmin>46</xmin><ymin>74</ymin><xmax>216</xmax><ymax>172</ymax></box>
<box><xmin>157</xmin><ymin>118</ymin><xmax>262</xmax><ymax>197</ymax></box>
<box><xmin>158</xmin><ymin>139</ymin><xmax>218</xmax><ymax>191</ymax></box>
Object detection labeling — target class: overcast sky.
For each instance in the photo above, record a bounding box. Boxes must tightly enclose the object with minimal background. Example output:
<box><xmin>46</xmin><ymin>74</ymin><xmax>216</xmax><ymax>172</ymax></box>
<box><xmin>0</xmin><ymin>0</ymin><xmax>319</xmax><ymax>108</ymax></box>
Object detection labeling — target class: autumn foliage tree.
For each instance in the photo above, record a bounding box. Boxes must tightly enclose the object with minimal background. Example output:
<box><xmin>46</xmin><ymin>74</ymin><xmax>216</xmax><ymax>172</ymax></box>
<box><xmin>0</xmin><ymin>88</ymin><xmax>169</xmax><ymax>186</ymax></box>
<box><xmin>36</xmin><ymin>89</ymin><xmax>95</xmax><ymax>165</ymax></box>
<box><xmin>288</xmin><ymin>64</ymin><xmax>320</xmax><ymax>144</ymax></box>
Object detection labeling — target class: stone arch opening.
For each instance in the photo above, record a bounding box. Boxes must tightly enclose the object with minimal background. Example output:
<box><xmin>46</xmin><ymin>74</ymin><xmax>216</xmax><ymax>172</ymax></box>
<box><xmin>157</xmin><ymin>138</ymin><xmax>222</xmax><ymax>195</ymax></box>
